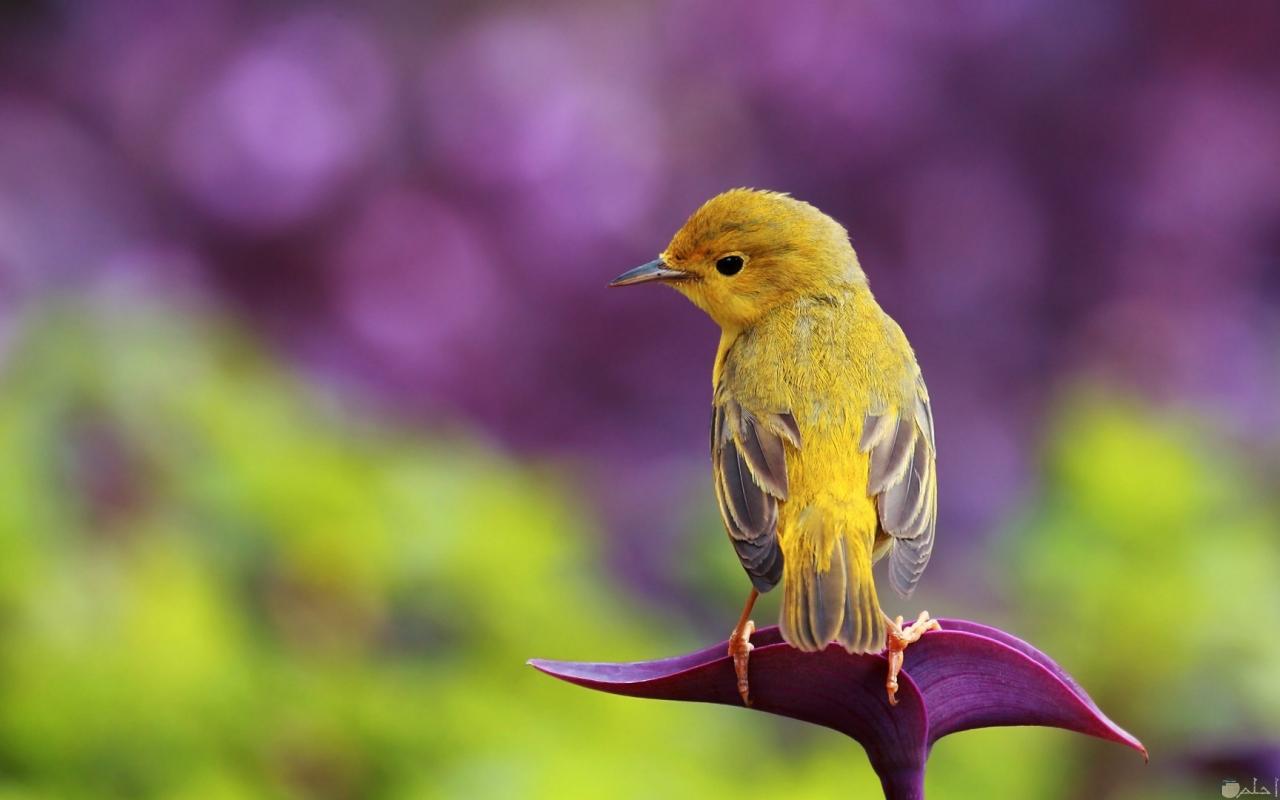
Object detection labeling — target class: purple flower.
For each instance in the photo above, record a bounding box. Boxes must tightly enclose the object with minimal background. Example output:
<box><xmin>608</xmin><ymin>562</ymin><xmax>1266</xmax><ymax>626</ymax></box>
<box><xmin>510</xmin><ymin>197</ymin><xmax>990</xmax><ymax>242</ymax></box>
<box><xmin>530</xmin><ymin>619</ymin><xmax>1145</xmax><ymax>800</ymax></box>
<box><xmin>167</xmin><ymin>11</ymin><xmax>392</xmax><ymax>231</ymax></box>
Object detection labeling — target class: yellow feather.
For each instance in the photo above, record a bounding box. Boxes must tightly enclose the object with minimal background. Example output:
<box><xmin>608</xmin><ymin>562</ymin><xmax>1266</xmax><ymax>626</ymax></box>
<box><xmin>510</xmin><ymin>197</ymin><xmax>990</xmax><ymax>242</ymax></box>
<box><xmin>642</xmin><ymin>189</ymin><xmax>935</xmax><ymax>653</ymax></box>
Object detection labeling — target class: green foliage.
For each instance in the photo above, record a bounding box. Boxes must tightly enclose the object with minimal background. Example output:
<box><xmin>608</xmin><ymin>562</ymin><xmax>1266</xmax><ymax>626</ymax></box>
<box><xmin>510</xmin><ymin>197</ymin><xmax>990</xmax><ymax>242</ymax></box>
<box><xmin>0</xmin><ymin>304</ymin><xmax>884</xmax><ymax>799</ymax></box>
<box><xmin>0</xmin><ymin>306</ymin><xmax>1271</xmax><ymax>799</ymax></box>
<box><xmin>1006</xmin><ymin>389</ymin><xmax>1280</xmax><ymax>795</ymax></box>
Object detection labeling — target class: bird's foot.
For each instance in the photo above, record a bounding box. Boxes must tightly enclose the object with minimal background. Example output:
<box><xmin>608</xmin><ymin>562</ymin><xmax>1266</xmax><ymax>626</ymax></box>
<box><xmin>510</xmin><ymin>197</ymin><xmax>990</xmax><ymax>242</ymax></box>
<box><xmin>884</xmin><ymin>610</ymin><xmax>941</xmax><ymax>706</ymax></box>
<box><xmin>728</xmin><ymin>619</ymin><xmax>755</xmax><ymax>706</ymax></box>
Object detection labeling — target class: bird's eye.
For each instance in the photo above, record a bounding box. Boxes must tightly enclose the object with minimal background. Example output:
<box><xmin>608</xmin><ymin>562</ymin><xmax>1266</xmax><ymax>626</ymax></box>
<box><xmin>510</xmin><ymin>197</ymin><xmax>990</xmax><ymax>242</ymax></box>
<box><xmin>716</xmin><ymin>255</ymin><xmax>744</xmax><ymax>276</ymax></box>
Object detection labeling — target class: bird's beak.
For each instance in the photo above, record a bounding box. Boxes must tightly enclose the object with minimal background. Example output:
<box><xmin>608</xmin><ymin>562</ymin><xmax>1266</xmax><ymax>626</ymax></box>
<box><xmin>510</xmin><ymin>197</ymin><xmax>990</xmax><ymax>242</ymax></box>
<box><xmin>609</xmin><ymin>258</ymin><xmax>688</xmax><ymax>287</ymax></box>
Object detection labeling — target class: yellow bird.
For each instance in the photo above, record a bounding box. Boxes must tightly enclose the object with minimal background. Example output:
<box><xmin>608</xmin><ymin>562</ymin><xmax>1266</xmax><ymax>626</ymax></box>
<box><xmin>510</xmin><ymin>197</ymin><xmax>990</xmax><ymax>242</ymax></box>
<box><xmin>611</xmin><ymin>189</ymin><xmax>939</xmax><ymax>706</ymax></box>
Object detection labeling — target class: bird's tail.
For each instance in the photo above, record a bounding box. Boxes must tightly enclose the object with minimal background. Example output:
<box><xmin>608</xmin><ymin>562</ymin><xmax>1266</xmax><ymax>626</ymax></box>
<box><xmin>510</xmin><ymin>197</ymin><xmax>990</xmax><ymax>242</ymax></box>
<box><xmin>779</xmin><ymin>509</ymin><xmax>885</xmax><ymax>654</ymax></box>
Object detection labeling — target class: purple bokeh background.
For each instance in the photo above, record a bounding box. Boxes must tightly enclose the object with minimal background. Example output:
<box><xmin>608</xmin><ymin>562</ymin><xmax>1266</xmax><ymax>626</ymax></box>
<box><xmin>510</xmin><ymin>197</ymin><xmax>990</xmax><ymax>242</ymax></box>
<box><xmin>2</xmin><ymin>0</ymin><xmax>1278</xmax><ymax>590</ymax></box>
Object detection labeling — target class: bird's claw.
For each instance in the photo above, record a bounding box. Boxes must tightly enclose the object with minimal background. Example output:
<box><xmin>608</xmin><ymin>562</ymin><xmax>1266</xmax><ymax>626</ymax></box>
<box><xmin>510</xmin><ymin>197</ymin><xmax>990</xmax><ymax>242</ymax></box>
<box><xmin>729</xmin><ymin>619</ymin><xmax>755</xmax><ymax>706</ymax></box>
<box><xmin>885</xmin><ymin>610</ymin><xmax>941</xmax><ymax>706</ymax></box>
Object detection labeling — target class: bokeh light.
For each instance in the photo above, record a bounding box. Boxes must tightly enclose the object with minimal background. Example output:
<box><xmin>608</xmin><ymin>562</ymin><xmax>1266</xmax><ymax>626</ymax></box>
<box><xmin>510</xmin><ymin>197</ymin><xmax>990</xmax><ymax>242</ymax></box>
<box><xmin>1</xmin><ymin>0</ymin><xmax>1278</xmax><ymax>797</ymax></box>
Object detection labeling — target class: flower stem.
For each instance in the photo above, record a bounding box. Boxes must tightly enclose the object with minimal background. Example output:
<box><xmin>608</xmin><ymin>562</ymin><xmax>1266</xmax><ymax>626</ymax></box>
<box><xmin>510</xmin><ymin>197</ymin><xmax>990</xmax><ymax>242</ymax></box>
<box><xmin>878</xmin><ymin>765</ymin><xmax>925</xmax><ymax>800</ymax></box>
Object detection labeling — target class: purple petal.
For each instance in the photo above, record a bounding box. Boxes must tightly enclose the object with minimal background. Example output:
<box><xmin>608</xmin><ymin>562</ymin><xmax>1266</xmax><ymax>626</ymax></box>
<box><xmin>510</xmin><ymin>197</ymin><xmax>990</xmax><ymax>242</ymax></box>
<box><xmin>905</xmin><ymin>622</ymin><xmax>1146</xmax><ymax>759</ymax></box>
<box><xmin>930</xmin><ymin>618</ymin><xmax>1143</xmax><ymax>753</ymax></box>
<box><xmin>532</xmin><ymin>638</ymin><xmax>930</xmax><ymax>799</ymax></box>
<box><xmin>531</xmin><ymin>619</ymin><xmax>1145</xmax><ymax>798</ymax></box>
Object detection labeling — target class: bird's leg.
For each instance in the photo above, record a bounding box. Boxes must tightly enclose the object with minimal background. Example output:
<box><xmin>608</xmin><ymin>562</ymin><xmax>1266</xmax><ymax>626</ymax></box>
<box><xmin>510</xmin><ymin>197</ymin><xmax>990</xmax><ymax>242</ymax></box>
<box><xmin>884</xmin><ymin>610</ymin><xmax>941</xmax><ymax>706</ymax></box>
<box><xmin>728</xmin><ymin>588</ymin><xmax>759</xmax><ymax>706</ymax></box>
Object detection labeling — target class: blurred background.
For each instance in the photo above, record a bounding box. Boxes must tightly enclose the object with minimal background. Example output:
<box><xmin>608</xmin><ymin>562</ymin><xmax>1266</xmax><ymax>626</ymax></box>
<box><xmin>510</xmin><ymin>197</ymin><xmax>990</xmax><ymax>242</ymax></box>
<box><xmin>1</xmin><ymin>1</ymin><xmax>1279</xmax><ymax>798</ymax></box>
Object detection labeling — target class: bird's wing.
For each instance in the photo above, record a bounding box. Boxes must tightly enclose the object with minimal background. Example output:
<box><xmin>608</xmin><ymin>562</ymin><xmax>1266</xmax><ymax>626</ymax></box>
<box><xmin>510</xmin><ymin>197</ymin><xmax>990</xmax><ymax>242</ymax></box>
<box><xmin>711</xmin><ymin>396</ymin><xmax>801</xmax><ymax>593</ymax></box>
<box><xmin>859</xmin><ymin>372</ymin><xmax>937</xmax><ymax>598</ymax></box>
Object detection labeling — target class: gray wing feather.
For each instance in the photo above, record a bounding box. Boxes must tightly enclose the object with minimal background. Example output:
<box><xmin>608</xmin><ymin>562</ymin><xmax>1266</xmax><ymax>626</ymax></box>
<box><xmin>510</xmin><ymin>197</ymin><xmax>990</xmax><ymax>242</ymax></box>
<box><xmin>868</xmin><ymin>418</ymin><xmax>916</xmax><ymax>495</ymax></box>
<box><xmin>861</xmin><ymin>374</ymin><xmax>938</xmax><ymax>598</ymax></box>
<box><xmin>712</xmin><ymin>399</ymin><xmax>797</xmax><ymax>593</ymax></box>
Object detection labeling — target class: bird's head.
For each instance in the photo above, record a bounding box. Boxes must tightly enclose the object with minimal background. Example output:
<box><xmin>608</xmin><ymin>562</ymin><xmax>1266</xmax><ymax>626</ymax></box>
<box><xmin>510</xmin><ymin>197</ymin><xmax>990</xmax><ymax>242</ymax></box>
<box><xmin>611</xmin><ymin>188</ymin><xmax>866</xmax><ymax>330</ymax></box>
